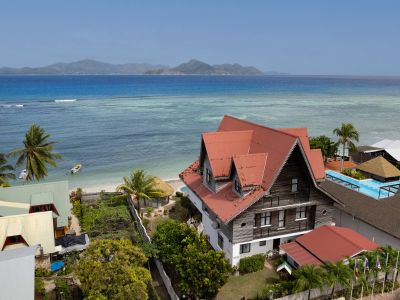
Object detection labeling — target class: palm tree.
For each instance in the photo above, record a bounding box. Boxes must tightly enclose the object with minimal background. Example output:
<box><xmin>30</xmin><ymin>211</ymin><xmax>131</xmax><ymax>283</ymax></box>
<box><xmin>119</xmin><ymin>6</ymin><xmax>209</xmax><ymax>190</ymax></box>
<box><xmin>11</xmin><ymin>124</ymin><xmax>62</xmax><ymax>181</ymax></box>
<box><xmin>116</xmin><ymin>169</ymin><xmax>164</xmax><ymax>212</ymax></box>
<box><xmin>293</xmin><ymin>265</ymin><xmax>325</xmax><ymax>300</ymax></box>
<box><xmin>333</xmin><ymin>123</ymin><xmax>359</xmax><ymax>171</ymax></box>
<box><xmin>309</xmin><ymin>135</ymin><xmax>338</xmax><ymax>162</ymax></box>
<box><xmin>0</xmin><ymin>153</ymin><xmax>16</xmax><ymax>187</ymax></box>
<box><xmin>323</xmin><ymin>261</ymin><xmax>353</xmax><ymax>299</ymax></box>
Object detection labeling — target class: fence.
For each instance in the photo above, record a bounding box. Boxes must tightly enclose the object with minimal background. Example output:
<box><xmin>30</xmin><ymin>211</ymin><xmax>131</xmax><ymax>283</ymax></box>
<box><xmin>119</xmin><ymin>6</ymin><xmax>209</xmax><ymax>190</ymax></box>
<box><xmin>127</xmin><ymin>196</ymin><xmax>179</xmax><ymax>300</ymax></box>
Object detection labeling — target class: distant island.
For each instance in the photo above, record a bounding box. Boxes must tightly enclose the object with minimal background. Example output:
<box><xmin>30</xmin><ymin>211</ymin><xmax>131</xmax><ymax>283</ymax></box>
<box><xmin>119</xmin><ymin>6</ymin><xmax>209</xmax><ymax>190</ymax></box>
<box><xmin>145</xmin><ymin>59</ymin><xmax>263</xmax><ymax>75</ymax></box>
<box><xmin>0</xmin><ymin>59</ymin><xmax>280</xmax><ymax>75</ymax></box>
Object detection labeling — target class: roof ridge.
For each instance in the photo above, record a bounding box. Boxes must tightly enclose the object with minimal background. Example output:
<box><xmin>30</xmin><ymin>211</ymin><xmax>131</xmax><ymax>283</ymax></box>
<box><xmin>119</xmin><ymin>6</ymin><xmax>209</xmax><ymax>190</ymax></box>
<box><xmin>203</xmin><ymin>129</ymin><xmax>254</xmax><ymax>136</ymax></box>
<box><xmin>221</xmin><ymin>115</ymin><xmax>299</xmax><ymax>139</ymax></box>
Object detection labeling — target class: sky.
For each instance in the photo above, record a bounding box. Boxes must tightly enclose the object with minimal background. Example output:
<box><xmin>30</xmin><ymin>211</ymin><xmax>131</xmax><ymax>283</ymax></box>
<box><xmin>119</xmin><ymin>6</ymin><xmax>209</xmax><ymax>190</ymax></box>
<box><xmin>0</xmin><ymin>1</ymin><xmax>400</xmax><ymax>75</ymax></box>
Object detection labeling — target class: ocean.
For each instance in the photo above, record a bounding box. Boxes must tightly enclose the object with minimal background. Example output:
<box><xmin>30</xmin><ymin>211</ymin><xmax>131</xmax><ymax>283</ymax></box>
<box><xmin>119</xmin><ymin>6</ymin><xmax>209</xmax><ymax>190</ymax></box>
<box><xmin>1</xmin><ymin>75</ymin><xmax>400</xmax><ymax>190</ymax></box>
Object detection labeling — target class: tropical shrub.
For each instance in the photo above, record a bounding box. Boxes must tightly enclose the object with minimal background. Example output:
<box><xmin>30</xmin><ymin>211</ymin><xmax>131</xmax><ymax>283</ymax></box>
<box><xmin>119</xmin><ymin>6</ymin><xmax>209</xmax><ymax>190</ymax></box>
<box><xmin>35</xmin><ymin>277</ymin><xmax>46</xmax><ymax>298</ymax></box>
<box><xmin>152</xmin><ymin>219</ymin><xmax>231</xmax><ymax>298</ymax></box>
<box><xmin>54</xmin><ymin>279</ymin><xmax>71</xmax><ymax>298</ymax></box>
<box><xmin>342</xmin><ymin>168</ymin><xmax>366</xmax><ymax>180</ymax></box>
<box><xmin>259</xmin><ymin>281</ymin><xmax>295</xmax><ymax>299</ymax></box>
<box><xmin>75</xmin><ymin>239</ymin><xmax>151</xmax><ymax>300</ymax></box>
<box><xmin>239</xmin><ymin>254</ymin><xmax>265</xmax><ymax>273</ymax></box>
<box><xmin>35</xmin><ymin>267</ymin><xmax>52</xmax><ymax>277</ymax></box>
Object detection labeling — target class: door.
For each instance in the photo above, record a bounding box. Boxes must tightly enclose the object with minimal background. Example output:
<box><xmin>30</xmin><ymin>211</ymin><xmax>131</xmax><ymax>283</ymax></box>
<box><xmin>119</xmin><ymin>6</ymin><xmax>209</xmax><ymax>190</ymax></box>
<box><xmin>273</xmin><ymin>238</ymin><xmax>280</xmax><ymax>250</ymax></box>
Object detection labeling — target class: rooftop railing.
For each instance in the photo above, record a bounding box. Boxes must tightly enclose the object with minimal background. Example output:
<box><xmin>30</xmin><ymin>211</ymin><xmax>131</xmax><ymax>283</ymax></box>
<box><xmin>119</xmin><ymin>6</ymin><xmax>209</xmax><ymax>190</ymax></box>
<box><xmin>326</xmin><ymin>173</ymin><xmax>360</xmax><ymax>191</ymax></box>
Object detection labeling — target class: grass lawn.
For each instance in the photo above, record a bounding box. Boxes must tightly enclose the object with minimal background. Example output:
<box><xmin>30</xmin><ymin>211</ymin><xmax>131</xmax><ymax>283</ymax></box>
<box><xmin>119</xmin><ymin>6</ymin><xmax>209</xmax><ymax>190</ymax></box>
<box><xmin>216</xmin><ymin>267</ymin><xmax>279</xmax><ymax>300</ymax></box>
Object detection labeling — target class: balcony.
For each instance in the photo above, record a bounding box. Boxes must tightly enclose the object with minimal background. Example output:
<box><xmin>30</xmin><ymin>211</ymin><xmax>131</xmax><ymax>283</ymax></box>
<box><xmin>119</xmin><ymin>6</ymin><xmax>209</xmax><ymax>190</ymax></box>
<box><xmin>260</xmin><ymin>191</ymin><xmax>311</xmax><ymax>209</ymax></box>
<box><xmin>253</xmin><ymin>221</ymin><xmax>313</xmax><ymax>240</ymax></box>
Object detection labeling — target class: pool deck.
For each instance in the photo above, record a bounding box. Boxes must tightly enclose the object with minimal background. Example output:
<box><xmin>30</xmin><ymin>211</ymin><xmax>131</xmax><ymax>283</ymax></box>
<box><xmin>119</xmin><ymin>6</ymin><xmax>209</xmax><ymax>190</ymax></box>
<box><xmin>325</xmin><ymin>160</ymin><xmax>358</xmax><ymax>171</ymax></box>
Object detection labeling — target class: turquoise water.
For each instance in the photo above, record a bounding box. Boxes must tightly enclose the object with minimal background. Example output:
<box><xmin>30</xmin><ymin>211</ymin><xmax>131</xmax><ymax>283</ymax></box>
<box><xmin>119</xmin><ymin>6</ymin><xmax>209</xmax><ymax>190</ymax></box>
<box><xmin>1</xmin><ymin>75</ymin><xmax>400</xmax><ymax>189</ymax></box>
<box><xmin>325</xmin><ymin>170</ymin><xmax>400</xmax><ymax>199</ymax></box>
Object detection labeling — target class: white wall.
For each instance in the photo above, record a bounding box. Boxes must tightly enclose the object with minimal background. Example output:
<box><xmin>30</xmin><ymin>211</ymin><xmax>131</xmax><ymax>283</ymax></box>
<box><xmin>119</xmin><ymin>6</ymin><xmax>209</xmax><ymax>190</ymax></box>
<box><xmin>0</xmin><ymin>246</ymin><xmax>36</xmax><ymax>300</ymax></box>
<box><xmin>231</xmin><ymin>231</ymin><xmax>308</xmax><ymax>266</ymax></box>
<box><xmin>334</xmin><ymin>208</ymin><xmax>400</xmax><ymax>248</ymax></box>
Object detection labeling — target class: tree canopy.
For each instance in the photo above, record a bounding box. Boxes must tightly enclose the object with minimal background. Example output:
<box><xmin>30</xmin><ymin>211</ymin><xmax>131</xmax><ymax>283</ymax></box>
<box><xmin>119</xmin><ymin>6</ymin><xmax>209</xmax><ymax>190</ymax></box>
<box><xmin>0</xmin><ymin>153</ymin><xmax>15</xmax><ymax>187</ymax></box>
<box><xmin>75</xmin><ymin>239</ymin><xmax>151</xmax><ymax>300</ymax></box>
<box><xmin>309</xmin><ymin>135</ymin><xmax>338</xmax><ymax>160</ymax></box>
<box><xmin>152</xmin><ymin>219</ymin><xmax>231</xmax><ymax>298</ymax></box>
<box><xmin>11</xmin><ymin>124</ymin><xmax>61</xmax><ymax>181</ymax></box>
<box><xmin>116</xmin><ymin>169</ymin><xmax>164</xmax><ymax>210</ymax></box>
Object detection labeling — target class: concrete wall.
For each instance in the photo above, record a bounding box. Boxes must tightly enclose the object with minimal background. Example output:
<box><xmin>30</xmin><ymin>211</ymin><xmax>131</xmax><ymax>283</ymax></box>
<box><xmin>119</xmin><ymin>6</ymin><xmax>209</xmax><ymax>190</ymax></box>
<box><xmin>0</xmin><ymin>247</ymin><xmax>36</xmax><ymax>300</ymax></box>
<box><xmin>333</xmin><ymin>208</ymin><xmax>400</xmax><ymax>248</ymax></box>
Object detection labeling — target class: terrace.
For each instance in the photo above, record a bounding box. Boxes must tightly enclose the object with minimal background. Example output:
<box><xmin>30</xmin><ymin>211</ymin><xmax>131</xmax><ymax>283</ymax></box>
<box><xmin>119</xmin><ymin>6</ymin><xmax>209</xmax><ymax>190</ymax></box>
<box><xmin>325</xmin><ymin>170</ymin><xmax>400</xmax><ymax>199</ymax></box>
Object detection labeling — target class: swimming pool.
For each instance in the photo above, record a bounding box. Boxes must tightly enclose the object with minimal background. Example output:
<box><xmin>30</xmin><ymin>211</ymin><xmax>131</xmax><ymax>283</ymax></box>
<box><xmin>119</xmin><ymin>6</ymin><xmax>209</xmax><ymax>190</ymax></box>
<box><xmin>325</xmin><ymin>170</ymin><xmax>400</xmax><ymax>199</ymax></box>
<box><xmin>179</xmin><ymin>186</ymin><xmax>190</xmax><ymax>194</ymax></box>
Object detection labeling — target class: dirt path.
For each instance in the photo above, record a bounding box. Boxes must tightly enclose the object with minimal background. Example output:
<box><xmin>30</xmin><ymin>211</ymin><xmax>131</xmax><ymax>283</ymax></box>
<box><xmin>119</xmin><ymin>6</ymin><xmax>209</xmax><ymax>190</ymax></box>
<box><xmin>69</xmin><ymin>212</ymin><xmax>81</xmax><ymax>235</ymax></box>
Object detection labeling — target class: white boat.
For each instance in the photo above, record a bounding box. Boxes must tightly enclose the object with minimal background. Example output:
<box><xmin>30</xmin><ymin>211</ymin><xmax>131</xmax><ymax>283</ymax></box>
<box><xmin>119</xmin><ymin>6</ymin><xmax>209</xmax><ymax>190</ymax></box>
<box><xmin>70</xmin><ymin>164</ymin><xmax>82</xmax><ymax>174</ymax></box>
<box><xmin>19</xmin><ymin>169</ymin><xmax>27</xmax><ymax>180</ymax></box>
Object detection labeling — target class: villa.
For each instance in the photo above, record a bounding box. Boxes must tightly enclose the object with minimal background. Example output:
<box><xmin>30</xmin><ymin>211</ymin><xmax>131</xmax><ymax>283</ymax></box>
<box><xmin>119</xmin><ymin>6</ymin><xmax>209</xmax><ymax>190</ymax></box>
<box><xmin>0</xmin><ymin>181</ymin><xmax>71</xmax><ymax>237</ymax></box>
<box><xmin>351</xmin><ymin>139</ymin><xmax>400</xmax><ymax>167</ymax></box>
<box><xmin>180</xmin><ymin>115</ymin><xmax>338</xmax><ymax>266</ymax></box>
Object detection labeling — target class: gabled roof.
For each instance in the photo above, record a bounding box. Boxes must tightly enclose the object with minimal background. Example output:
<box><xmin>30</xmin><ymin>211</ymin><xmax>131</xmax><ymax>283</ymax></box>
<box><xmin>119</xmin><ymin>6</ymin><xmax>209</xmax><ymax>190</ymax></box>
<box><xmin>280</xmin><ymin>225</ymin><xmax>379</xmax><ymax>266</ymax></box>
<box><xmin>180</xmin><ymin>115</ymin><xmax>327</xmax><ymax>223</ymax></box>
<box><xmin>233</xmin><ymin>153</ymin><xmax>268</xmax><ymax>187</ymax></box>
<box><xmin>0</xmin><ymin>181</ymin><xmax>71</xmax><ymax>227</ymax></box>
<box><xmin>0</xmin><ymin>211</ymin><xmax>55</xmax><ymax>255</ymax></box>
<box><xmin>202</xmin><ymin>130</ymin><xmax>253</xmax><ymax>177</ymax></box>
<box><xmin>371</xmin><ymin>139</ymin><xmax>400</xmax><ymax>162</ymax></box>
<box><xmin>356</xmin><ymin>156</ymin><xmax>400</xmax><ymax>178</ymax></box>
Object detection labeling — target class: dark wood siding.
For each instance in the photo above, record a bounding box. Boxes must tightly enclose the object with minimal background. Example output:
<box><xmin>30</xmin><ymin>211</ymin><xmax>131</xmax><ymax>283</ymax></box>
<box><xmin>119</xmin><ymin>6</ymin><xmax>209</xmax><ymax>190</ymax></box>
<box><xmin>231</xmin><ymin>146</ymin><xmax>334</xmax><ymax>243</ymax></box>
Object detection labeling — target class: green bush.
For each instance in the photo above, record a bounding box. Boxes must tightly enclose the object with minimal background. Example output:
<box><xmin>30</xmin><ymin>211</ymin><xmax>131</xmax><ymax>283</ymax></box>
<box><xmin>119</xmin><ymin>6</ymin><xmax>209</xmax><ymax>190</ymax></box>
<box><xmin>175</xmin><ymin>191</ymin><xmax>183</xmax><ymax>197</ymax></box>
<box><xmin>35</xmin><ymin>267</ymin><xmax>52</xmax><ymax>277</ymax></box>
<box><xmin>342</xmin><ymin>168</ymin><xmax>366</xmax><ymax>180</ymax></box>
<box><xmin>239</xmin><ymin>254</ymin><xmax>265</xmax><ymax>273</ymax></box>
<box><xmin>35</xmin><ymin>277</ymin><xmax>46</xmax><ymax>297</ymax></box>
<box><xmin>55</xmin><ymin>279</ymin><xmax>71</xmax><ymax>298</ymax></box>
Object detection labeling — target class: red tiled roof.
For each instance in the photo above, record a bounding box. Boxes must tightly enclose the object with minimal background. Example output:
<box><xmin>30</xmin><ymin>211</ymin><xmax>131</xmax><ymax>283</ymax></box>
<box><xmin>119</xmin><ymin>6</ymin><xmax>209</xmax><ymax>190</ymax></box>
<box><xmin>280</xmin><ymin>242</ymin><xmax>322</xmax><ymax>266</ymax></box>
<box><xmin>233</xmin><ymin>153</ymin><xmax>268</xmax><ymax>187</ymax></box>
<box><xmin>202</xmin><ymin>130</ymin><xmax>253</xmax><ymax>178</ymax></box>
<box><xmin>280</xmin><ymin>225</ymin><xmax>379</xmax><ymax>266</ymax></box>
<box><xmin>180</xmin><ymin>115</ymin><xmax>326</xmax><ymax>223</ymax></box>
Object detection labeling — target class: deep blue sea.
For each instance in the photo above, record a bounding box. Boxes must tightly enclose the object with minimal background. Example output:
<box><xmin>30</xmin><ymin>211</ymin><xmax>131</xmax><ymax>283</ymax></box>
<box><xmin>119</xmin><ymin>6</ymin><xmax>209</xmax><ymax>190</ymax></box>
<box><xmin>1</xmin><ymin>75</ymin><xmax>400</xmax><ymax>189</ymax></box>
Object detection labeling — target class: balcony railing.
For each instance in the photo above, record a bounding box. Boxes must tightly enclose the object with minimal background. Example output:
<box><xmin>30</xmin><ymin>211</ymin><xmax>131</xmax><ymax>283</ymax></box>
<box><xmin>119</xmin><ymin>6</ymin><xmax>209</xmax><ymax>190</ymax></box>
<box><xmin>253</xmin><ymin>222</ymin><xmax>313</xmax><ymax>239</ymax></box>
<box><xmin>260</xmin><ymin>191</ymin><xmax>310</xmax><ymax>209</ymax></box>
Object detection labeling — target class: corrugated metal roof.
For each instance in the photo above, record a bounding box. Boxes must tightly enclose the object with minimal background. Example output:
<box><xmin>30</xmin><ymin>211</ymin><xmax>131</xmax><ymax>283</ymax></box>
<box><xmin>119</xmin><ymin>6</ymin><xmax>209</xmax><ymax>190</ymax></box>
<box><xmin>280</xmin><ymin>225</ymin><xmax>379</xmax><ymax>266</ymax></box>
<box><xmin>233</xmin><ymin>153</ymin><xmax>268</xmax><ymax>187</ymax></box>
<box><xmin>0</xmin><ymin>181</ymin><xmax>71</xmax><ymax>227</ymax></box>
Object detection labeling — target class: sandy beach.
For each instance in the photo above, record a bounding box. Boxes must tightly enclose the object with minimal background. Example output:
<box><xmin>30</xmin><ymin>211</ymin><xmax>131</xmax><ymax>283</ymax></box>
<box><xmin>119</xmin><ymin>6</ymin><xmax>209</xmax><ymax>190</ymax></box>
<box><xmin>71</xmin><ymin>178</ymin><xmax>185</xmax><ymax>194</ymax></box>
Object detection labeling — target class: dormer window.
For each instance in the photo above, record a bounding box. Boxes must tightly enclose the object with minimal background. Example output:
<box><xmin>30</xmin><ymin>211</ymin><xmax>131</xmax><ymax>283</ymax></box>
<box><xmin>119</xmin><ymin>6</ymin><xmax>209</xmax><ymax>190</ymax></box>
<box><xmin>206</xmin><ymin>168</ymin><xmax>212</xmax><ymax>184</ymax></box>
<box><xmin>234</xmin><ymin>179</ymin><xmax>242</xmax><ymax>194</ymax></box>
<box><xmin>291</xmin><ymin>178</ymin><xmax>298</xmax><ymax>193</ymax></box>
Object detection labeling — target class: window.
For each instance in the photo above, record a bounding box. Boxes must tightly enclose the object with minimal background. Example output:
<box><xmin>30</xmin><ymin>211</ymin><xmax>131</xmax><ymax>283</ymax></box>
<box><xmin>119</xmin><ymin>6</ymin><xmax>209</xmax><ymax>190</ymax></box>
<box><xmin>278</xmin><ymin>210</ymin><xmax>286</xmax><ymax>228</ymax></box>
<box><xmin>234</xmin><ymin>179</ymin><xmax>242</xmax><ymax>194</ymax></box>
<box><xmin>206</xmin><ymin>168</ymin><xmax>212</xmax><ymax>184</ymax></box>
<box><xmin>255</xmin><ymin>212</ymin><xmax>271</xmax><ymax>227</ymax></box>
<box><xmin>259</xmin><ymin>240</ymin><xmax>267</xmax><ymax>246</ymax></box>
<box><xmin>218</xmin><ymin>233</ymin><xmax>224</xmax><ymax>249</ymax></box>
<box><xmin>241</xmin><ymin>222</ymin><xmax>246</xmax><ymax>227</ymax></box>
<box><xmin>203</xmin><ymin>205</ymin><xmax>209</xmax><ymax>215</ymax></box>
<box><xmin>240</xmin><ymin>243</ymin><xmax>251</xmax><ymax>254</ymax></box>
<box><xmin>322</xmin><ymin>209</ymin><xmax>327</xmax><ymax>216</ymax></box>
<box><xmin>291</xmin><ymin>178</ymin><xmax>298</xmax><ymax>192</ymax></box>
<box><xmin>2</xmin><ymin>235</ymin><xmax>28</xmax><ymax>250</ymax></box>
<box><xmin>296</xmin><ymin>206</ymin><xmax>307</xmax><ymax>219</ymax></box>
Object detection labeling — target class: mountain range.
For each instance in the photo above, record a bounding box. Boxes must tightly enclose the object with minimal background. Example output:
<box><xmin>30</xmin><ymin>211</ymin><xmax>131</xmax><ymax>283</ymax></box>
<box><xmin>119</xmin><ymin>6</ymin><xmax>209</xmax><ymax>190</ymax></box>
<box><xmin>0</xmin><ymin>59</ymin><xmax>281</xmax><ymax>75</ymax></box>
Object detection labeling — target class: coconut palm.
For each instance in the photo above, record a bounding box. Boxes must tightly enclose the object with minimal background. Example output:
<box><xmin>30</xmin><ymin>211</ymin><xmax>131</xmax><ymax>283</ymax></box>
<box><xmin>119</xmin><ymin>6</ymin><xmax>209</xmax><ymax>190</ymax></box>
<box><xmin>333</xmin><ymin>123</ymin><xmax>359</xmax><ymax>171</ymax></box>
<box><xmin>11</xmin><ymin>124</ymin><xmax>62</xmax><ymax>181</ymax></box>
<box><xmin>0</xmin><ymin>153</ymin><xmax>15</xmax><ymax>187</ymax></box>
<box><xmin>323</xmin><ymin>261</ymin><xmax>353</xmax><ymax>299</ymax></box>
<box><xmin>116</xmin><ymin>169</ymin><xmax>164</xmax><ymax>212</ymax></box>
<box><xmin>293</xmin><ymin>265</ymin><xmax>325</xmax><ymax>300</ymax></box>
<box><xmin>309</xmin><ymin>135</ymin><xmax>338</xmax><ymax>161</ymax></box>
